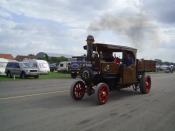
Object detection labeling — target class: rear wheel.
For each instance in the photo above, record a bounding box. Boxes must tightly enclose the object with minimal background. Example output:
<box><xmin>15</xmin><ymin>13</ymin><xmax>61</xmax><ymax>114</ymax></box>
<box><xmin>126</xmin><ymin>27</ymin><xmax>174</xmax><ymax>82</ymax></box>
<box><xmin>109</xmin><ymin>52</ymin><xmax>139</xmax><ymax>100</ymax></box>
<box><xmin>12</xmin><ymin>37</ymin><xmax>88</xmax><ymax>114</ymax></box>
<box><xmin>140</xmin><ymin>75</ymin><xmax>151</xmax><ymax>94</ymax></box>
<box><xmin>70</xmin><ymin>79</ymin><xmax>86</xmax><ymax>100</ymax></box>
<box><xmin>95</xmin><ymin>83</ymin><xmax>110</xmax><ymax>105</ymax></box>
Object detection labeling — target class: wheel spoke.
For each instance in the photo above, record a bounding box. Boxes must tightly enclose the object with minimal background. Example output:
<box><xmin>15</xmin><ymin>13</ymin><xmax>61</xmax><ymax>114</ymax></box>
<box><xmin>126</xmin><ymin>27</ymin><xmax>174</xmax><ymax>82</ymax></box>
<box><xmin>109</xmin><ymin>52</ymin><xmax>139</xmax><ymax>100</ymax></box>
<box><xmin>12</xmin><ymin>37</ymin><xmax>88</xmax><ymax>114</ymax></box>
<box><xmin>98</xmin><ymin>86</ymin><xmax>109</xmax><ymax>104</ymax></box>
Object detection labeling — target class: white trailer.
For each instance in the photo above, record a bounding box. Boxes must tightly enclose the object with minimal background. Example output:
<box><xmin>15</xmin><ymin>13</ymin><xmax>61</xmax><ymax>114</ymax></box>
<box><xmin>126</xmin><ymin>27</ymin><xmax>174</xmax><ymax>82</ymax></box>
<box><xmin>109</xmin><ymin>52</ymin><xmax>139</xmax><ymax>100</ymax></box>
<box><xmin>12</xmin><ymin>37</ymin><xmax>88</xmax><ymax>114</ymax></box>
<box><xmin>57</xmin><ymin>61</ymin><xmax>70</xmax><ymax>72</ymax></box>
<box><xmin>0</xmin><ymin>58</ymin><xmax>8</xmax><ymax>75</ymax></box>
<box><xmin>23</xmin><ymin>59</ymin><xmax>50</xmax><ymax>74</ymax></box>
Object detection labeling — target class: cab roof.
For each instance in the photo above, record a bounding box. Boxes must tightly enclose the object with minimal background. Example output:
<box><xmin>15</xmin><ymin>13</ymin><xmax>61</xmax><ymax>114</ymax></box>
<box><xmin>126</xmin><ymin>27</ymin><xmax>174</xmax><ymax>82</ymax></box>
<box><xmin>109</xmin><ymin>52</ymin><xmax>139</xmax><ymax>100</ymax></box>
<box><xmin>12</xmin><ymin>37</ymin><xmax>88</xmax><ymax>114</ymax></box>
<box><xmin>84</xmin><ymin>43</ymin><xmax>137</xmax><ymax>54</ymax></box>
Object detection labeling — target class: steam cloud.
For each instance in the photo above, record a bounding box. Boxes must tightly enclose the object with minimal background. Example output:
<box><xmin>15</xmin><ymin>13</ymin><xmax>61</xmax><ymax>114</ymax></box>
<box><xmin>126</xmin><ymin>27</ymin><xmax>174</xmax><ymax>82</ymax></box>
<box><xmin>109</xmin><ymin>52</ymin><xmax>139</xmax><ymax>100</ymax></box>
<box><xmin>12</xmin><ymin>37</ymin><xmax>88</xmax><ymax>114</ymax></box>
<box><xmin>88</xmin><ymin>13</ymin><xmax>161</xmax><ymax>50</ymax></box>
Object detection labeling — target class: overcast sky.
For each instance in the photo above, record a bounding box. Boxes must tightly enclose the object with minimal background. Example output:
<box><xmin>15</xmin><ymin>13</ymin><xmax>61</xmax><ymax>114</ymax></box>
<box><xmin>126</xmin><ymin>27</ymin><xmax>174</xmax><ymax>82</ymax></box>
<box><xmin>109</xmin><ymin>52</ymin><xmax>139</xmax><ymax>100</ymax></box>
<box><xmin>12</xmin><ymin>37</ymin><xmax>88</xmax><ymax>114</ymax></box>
<box><xmin>0</xmin><ymin>0</ymin><xmax>175</xmax><ymax>62</ymax></box>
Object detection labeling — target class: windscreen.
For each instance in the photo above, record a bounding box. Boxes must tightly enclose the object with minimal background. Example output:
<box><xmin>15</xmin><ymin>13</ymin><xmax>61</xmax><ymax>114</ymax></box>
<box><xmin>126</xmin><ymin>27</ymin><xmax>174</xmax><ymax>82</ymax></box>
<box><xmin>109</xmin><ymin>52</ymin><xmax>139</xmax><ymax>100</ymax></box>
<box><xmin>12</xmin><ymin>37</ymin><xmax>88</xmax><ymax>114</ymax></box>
<box><xmin>21</xmin><ymin>62</ymin><xmax>36</xmax><ymax>68</ymax></box>
<box><xmin>39</xmin><ymin>63</ymin><xmax>48</xmax><ymax>68</ymax></box>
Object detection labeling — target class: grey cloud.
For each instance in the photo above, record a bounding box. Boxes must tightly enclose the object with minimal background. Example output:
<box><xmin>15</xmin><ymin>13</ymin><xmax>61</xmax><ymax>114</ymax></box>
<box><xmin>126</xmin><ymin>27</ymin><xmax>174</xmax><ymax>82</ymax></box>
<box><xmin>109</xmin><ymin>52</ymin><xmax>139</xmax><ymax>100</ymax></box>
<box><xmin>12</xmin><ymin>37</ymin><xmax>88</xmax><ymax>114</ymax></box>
<box><xmin>0</xmin><ymin>15</ymin><xmax>83</xmax><ymax>55</ymax></box>
<box><xmin>0</xmin><ymin>0</ymin><xmax>175</xmax><ymax>62</ymax></box>
<box><xmin>143</xmin><ymin>0</ymin><xmax>175</xmax><ymax>24</ymax></box>
<box><xmin>0</xmin><ymin>0</ymin><xmax>111</xmax><ymax>28</ymax></box>
<box><xmin>67</xmin><ymin>0</ymin><xmax>111</xmax><ymax>12</ymax></box>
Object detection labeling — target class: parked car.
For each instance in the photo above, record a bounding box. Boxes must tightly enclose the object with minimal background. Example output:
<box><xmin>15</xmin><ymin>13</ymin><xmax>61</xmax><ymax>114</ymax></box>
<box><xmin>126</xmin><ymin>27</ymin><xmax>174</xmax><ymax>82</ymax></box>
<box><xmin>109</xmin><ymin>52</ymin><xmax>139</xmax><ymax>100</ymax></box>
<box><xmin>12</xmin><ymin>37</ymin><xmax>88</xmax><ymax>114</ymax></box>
<box><xmin>159</xmin><ymin>64</ymin><xmax>174</xmax><ymax>73</ymax></box>
<box><xmin>70</xmin><ymin>56</ymin><xmax>86</xmax><ymax>78</ymax></box>
<box><xmin>5</xmin><ymin>62</ymin><xmax>39</xmax><ymax>78</ymax></box>
<box><xmin>57</xmin><ymin>61</ymin><xmax>70</xmax><ymax>72</ymax></box>
<box><xmin>49</xmin><ymin>63</ymin><xmax>57</xmax><ymax>72</ymax></box>
<box><xmin>23</xmin><ymin>59</ymin><xmax>50</xmax><ymax>74</ymax></box>
<box><xmin>169</xmin><ymin>65</ymin><xmax>174</xmax><ymax>73</ymax></box>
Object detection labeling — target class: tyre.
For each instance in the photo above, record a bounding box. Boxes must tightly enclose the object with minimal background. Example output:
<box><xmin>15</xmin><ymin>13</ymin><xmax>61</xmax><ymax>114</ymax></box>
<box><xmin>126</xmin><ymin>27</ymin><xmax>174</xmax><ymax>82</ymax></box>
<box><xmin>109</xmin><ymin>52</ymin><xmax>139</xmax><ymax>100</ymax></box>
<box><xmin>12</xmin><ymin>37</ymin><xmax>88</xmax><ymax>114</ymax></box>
<box><xmin>139</xmin><ymin>75</ymin><xmax>151</xmax><ymax>94</ymax></box>
<box><xmin>70</xmin><ymin>79</ymin><xmax>86</xmax><ymax>100</ymax></box>
<box><xmin>95</xmin><ymin>83</ymin><xmax>110</xmax><ymax>105</ymax></box>
<box><xmin>20</xmin><ymin>72</ymin><xmax>26</xmax><ymax>79</ymax></box>
<box><xmin>80</xmin><ymin>67</ymin><xmax>94</xmax><ymax>82</ymax></box>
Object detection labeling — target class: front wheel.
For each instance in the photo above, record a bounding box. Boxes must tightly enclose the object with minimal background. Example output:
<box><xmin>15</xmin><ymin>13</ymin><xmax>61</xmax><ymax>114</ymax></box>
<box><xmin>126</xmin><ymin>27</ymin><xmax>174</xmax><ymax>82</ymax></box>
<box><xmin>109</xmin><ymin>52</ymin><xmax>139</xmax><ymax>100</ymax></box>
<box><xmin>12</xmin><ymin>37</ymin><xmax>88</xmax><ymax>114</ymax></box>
<box><xmin>140</xmin><ymin>75</ymin><xmax>151</xmax><ymax>94</ymax></box>
<box><xmin>70</xmin><ymin>79</ymin><xmax>86</xmax><ymax>100</ymax></box>
<box><xmin>95</xmin><ymin>83</ymin><xmax>110</xmax><ymax>105</ymax></box>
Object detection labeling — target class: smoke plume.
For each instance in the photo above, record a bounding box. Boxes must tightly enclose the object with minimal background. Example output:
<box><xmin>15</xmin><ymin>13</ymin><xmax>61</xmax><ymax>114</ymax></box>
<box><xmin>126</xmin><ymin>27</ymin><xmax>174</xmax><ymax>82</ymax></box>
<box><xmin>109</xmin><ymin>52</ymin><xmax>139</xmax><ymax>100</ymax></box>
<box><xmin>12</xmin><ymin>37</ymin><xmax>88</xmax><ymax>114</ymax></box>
<box><xmin>88</xmin><ymin>12</ymin><xmax>161</xmax><ymax>50</ymax></box>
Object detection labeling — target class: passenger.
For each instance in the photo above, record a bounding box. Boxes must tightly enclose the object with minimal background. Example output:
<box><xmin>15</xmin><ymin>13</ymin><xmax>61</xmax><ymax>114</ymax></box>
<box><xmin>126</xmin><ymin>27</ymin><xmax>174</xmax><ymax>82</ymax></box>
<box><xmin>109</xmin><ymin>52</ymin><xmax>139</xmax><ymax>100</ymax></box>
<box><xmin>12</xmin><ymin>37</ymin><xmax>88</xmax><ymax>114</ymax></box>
<box><xmin>114</xmin><ymin>56</ymin><xmax>121</xmax><ymax>64</ymax></box>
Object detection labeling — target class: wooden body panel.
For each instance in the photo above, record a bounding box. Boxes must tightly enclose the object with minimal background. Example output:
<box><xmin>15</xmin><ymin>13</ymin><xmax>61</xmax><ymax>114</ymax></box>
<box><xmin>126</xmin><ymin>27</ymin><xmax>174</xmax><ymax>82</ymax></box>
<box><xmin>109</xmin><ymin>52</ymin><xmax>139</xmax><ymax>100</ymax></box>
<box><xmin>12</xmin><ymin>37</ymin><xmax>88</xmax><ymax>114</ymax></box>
<box><xmin>101</xmin><ymin>62</ymin><xmax>120</xmax><ymax>74</ymax></box>
<box><xmin>99</xmin><ymin>60</ymin><xmax>155</xmax><ymax>87</ymax></box>
<box><xmin>122</xmin><ymin>65</ymin><xmax>137</xmax><ymax>85</ymax></box>
<box><xmin>101</xmin><ymin>62</ymin><xmax>137</xmax><ymax>86</ymax></box>
<box><xmin>137</xmin><ymin>60</ymin><xmax>156</xmax><ymax>72</ymax></box>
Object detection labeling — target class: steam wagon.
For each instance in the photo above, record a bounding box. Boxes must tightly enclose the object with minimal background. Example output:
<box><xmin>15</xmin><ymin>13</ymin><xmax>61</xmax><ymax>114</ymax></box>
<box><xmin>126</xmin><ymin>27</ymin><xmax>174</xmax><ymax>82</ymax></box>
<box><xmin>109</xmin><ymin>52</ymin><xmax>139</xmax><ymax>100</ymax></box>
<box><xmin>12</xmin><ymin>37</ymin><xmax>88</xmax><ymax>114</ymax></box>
<box><xmin>70</xmin><ymin>43</ymin><xmax>156</xmax><ymax>105</ymax></box>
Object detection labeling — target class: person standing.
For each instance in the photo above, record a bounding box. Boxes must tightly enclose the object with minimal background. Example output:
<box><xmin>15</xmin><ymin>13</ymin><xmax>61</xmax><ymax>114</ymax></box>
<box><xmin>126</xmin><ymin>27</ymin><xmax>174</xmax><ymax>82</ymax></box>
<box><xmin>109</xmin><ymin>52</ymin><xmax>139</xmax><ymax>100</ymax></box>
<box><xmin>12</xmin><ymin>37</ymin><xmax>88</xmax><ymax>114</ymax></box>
<box><xmin>86</xmin><ymin>35</ymin><xmax>95</xmax><ymax>61</ymax></box>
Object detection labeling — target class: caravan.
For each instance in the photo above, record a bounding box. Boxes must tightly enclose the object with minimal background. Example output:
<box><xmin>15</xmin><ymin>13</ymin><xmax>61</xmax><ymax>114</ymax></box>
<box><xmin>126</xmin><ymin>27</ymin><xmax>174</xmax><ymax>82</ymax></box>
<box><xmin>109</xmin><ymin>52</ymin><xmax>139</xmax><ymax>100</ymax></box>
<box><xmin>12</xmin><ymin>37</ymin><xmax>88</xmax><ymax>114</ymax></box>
<box><xmin>57</xmin><ymin>61</ymin><xmax>70</xmax><ymax>72</ymax></box>
<box><xmin>23</xmin><ymin>59</ymin><xmax>50</xmax><ymax>74</ymax></box>
<box><xmin>0</xmin><ymin>58</ymin><xmax>8</xmax><ymax>75</ymax></box>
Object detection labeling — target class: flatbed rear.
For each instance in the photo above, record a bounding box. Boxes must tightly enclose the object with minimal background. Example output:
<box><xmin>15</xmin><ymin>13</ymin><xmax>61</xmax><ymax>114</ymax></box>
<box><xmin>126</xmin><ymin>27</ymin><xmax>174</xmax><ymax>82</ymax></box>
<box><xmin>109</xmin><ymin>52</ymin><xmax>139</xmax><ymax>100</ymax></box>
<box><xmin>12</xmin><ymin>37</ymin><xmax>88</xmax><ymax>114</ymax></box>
<box><xmin>137</xmin><ymin>60</ymin><xmax>156</xmax><ymax>72</ymax></box>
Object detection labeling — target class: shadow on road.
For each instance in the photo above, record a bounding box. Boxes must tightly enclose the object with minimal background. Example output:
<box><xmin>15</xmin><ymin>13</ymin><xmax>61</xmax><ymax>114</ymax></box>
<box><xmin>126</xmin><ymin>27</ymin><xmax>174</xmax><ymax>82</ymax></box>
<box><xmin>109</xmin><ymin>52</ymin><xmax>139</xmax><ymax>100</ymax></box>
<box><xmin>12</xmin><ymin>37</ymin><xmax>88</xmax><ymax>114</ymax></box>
<box><xmin>33</xmin><ymin>88</ymin><xmax>142</xmax><ymax>109</ymax></box>
<box><xmin>109</xmin><ymin>89</ymin><xmax>142</xmax><ymax>102</ymax></box>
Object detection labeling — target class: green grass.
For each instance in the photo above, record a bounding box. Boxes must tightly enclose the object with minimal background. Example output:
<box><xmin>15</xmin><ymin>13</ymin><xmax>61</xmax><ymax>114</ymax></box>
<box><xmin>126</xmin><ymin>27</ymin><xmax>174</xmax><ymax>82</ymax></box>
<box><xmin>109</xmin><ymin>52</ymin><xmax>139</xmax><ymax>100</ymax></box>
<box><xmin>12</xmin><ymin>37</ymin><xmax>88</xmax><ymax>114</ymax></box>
<box><xmin>39</xmin><ymin>72</ymin><xmax>71</xmax><ymax>79</ymax></box>
<box><xmin>0</xmin><ymin>75</ymin><xmax>20</xmax><ymax>81</ymax></box>
<box><xmin>0</xmin><ymin>72</ymin><xmax>71</xmax><ymax>81</ymax></box>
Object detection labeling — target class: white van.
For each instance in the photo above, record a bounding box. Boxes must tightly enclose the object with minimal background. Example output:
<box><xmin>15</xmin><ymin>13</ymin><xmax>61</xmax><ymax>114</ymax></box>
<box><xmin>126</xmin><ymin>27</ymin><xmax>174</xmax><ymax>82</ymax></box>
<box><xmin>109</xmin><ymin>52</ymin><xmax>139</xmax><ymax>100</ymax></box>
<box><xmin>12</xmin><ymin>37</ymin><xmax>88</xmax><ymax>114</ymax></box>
<box><xmin>57</xmin><ymin>61</ymin><xmax>70</xmax><ymax>72</ymax></box>
<box><xmin>0</xmin><ymin>58</ymin><xmax>8</xmax><ymax>75</ymax></box>
<box><xmin>23</xmin><ymin>59</ymin><xmax>50</xmax><ymax>74</ymax></box>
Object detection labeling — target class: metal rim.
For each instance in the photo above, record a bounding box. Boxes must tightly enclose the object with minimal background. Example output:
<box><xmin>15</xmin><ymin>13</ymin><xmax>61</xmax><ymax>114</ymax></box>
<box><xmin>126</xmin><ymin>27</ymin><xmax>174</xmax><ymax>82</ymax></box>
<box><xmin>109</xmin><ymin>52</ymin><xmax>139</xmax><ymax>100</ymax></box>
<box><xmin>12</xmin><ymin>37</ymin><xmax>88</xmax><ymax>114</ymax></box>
<box><xmin>145</xmin><ymin>76</ymin><xmax>151</xmax><ymax>93</ymax></box>
<box><xmin>72</xmin><ymin>81</ymin><xmax>85</xmax><ymax>100</ymax></box>
<box><xmin>98</xmin><ymin>84</ymin><xmax>109</xmax><ymax>104</ymax></box>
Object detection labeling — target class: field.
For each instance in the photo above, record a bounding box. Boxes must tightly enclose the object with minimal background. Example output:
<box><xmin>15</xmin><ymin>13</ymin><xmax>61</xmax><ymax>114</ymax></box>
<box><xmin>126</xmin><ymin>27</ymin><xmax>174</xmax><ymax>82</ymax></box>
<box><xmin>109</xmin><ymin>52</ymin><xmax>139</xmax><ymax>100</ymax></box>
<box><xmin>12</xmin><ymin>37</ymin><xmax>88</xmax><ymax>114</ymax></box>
<box><xmin>0</xmin><ymin>72</ymin><xmax>71</xmax><ymax>81</ymax></box>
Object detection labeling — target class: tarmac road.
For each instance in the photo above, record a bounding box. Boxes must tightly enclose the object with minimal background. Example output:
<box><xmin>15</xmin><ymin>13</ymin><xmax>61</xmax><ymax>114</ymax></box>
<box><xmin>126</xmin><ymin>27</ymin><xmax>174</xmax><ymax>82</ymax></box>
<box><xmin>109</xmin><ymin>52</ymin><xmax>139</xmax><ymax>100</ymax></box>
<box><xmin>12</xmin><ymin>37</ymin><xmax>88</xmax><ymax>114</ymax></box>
<box><xmin>0</xmin><ymin>73</ymin><xmax>175</xmax><ymax>131</ymax></box>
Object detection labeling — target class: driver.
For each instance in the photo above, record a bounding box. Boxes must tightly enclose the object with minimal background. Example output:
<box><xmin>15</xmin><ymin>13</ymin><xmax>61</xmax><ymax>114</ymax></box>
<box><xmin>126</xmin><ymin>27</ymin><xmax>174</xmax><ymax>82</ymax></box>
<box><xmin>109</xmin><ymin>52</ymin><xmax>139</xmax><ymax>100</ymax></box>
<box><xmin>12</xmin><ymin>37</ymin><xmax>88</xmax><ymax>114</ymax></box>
<box><xmin>125</xmin><ymin>53</ymin><xmax>134</xmax><ymax>67</ymax></box>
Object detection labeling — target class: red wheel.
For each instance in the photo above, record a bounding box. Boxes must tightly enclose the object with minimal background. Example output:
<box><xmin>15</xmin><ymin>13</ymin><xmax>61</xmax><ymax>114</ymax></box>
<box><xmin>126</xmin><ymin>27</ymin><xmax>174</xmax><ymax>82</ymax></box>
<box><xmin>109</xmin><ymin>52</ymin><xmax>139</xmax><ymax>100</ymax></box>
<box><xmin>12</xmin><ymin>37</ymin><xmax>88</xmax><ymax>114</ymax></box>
<box><xmin>140</xmin><ymin>75</ymin><xmax>151</xmax><ymax>94</ymax></box>
<box><xmin>70</xmin><ymin>80</ymin><xmax>86</xmax><ymax>100</ymax></box>
<box><xmin>95</xmin><ymin>83</ymin><xmax>109</xmax><ymax>105</ymax></box>
<box><xmin>145</xmin><ymin>76</ymin><xmax>151</xmax><ymax>93</ymax></box>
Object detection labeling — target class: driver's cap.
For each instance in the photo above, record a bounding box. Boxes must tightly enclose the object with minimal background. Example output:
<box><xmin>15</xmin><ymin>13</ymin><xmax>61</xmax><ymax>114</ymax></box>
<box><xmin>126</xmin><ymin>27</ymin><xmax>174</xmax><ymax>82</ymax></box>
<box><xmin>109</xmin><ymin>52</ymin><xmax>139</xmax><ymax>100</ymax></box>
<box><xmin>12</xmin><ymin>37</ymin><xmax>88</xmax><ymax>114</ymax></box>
<box><xmin>86</xmin><ymin>35</ymin><xmax>95</xmax><ymax>42</ymax></box>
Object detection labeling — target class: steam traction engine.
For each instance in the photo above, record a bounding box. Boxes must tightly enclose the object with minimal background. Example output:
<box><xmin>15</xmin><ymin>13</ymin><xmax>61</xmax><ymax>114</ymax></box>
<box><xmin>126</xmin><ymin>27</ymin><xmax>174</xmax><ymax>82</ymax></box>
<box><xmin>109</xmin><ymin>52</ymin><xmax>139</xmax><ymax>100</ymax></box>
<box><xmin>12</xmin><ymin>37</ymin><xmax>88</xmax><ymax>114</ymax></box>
<box><xmin>70</xmin><ymin>43</ymin><xmax>156</xmax><ymax>105</ymax></box>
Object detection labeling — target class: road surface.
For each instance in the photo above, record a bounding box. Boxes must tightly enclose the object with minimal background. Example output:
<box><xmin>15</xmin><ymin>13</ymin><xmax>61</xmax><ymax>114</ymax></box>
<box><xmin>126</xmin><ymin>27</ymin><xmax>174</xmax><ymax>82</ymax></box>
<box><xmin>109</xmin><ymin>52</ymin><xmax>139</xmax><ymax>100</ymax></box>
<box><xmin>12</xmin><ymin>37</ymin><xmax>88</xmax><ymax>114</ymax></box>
<box><xmin>0</xmin><ymin>73</ymin><xmax>175</xmax><ymax>131</ymax></box>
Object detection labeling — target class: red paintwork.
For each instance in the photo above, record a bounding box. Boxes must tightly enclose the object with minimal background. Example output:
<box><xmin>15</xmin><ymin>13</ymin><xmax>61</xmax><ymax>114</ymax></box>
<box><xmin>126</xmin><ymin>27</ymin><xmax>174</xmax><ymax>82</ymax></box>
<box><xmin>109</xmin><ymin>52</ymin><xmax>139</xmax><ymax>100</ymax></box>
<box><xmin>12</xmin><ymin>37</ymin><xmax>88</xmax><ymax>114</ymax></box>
<box><xmin>72</xmin><ymin>81</ymin><xmax>85</xmax><ymax>100</ymax></box>
<box><xmin>145</xmin><ymin>76</ymin><xmax>151</xmax><ymax>93</ymax></box>
<box><xmin>98</xmin><ymin>84</ymin><xmax>109</xmax><ymax>104</ymax></box>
